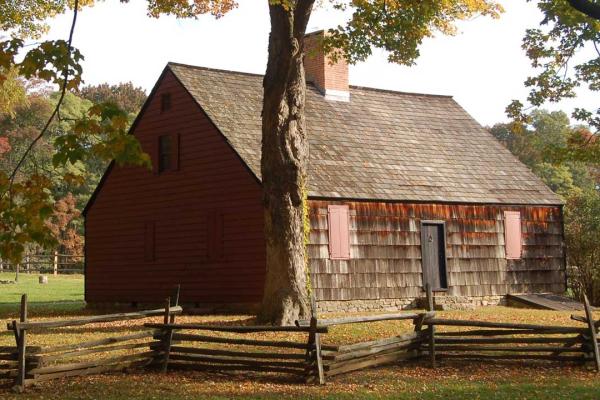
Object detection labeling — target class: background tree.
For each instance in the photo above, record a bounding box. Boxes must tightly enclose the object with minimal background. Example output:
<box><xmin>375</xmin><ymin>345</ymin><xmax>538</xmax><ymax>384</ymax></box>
<box><xmin>1</xmin><ymin>0</ymin><xmax>502</xmax><ymax>324</ymax></box>
<box><xmin>564</xmin><ymin>188</ymin><xmax>600</xmax><ymax>304</ymax></box>
<box><xmin>490</xmin><ymin>109</ymin><xmax>600</xmax><ymax>304</ymax></box>
<box><xmin>0</xmin><ymin>68</ymin><xmax>27</xmax><ymax>118</ymax></box>
<box><xmin>45</xmin><ymin>193</ymin><xmax>83</xmax><ymax>256</ymax></box>
<box><xmin>0</xmin><ymin>75</ymin><xmax>144</xmax><ymax>262</ymax></box>
<box><xmin>80</xmin><ymin>82</ymin><xmax>146</xmax><ymax>120</ymax></box>
<box><xmin>508</xmin><ymin>0</ymin><xmax>600</xmax><ymax>163</ymax></box>
<box><xmin>565</xmin><ymin>0</ymin><xmax>600</xmax><ymax>20</ymax></box>
<box><xmin>0</xmin><ymin>0</ymin><xmax>149</xmax><ymax>265</ymax></box>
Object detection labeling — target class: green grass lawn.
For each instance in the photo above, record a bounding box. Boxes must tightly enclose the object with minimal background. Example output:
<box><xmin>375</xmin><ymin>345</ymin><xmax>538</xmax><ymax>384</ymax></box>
<box><xmin>0</xmin><ymin>273</ymin><xmax>599</xmax><ymax>399</ymax></box>
<box><xmin>0</xmin><ymin>272</ymin><xmax>85</xmax><ymax>319</ymax></box>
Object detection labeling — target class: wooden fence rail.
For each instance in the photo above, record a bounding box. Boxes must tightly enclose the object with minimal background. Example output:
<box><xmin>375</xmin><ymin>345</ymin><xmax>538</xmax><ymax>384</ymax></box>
<box><xmin>0</xmin><ymin>254</ymin><xmax>84</xmax><ymax>276</ymax></box>
<box><xmin>6</xmin><ymin>287</ymin><xmax>182</xmax><ymax>393</ymax></box>
<box><xmin>144</xmin><ymin>302</ymin><xmax>432</xmax><ymax>384</ymax></box>
<box><xmin>419</xmin><ymin>294</ymin><xmax>600</xmax><ymax>371</ymax></box>
<box><xmin>4</xmin><ymin>287</ymin><xmax>599</xmax><ymax>392</ymax></box>
<box><xmin>146</xmin><ymin>299</ymin><xmax>329</xmax><ymax>384</ymax></box>
<box><xmin>0</xmin><ymin>347</ymin><xmax>18</xmax><ymax>384</ymax></box>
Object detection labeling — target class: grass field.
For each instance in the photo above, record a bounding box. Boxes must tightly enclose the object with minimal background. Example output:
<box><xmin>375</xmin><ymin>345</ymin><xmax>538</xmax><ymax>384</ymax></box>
<box><xmin>0</xmin><ymin>274</ymin><xmax>599</xmax><ymax>399</ymax></box>
<box><xmin>0</xmin><ymin>272</ymin><xmax>85</xmax><ymax>318</ymax></box>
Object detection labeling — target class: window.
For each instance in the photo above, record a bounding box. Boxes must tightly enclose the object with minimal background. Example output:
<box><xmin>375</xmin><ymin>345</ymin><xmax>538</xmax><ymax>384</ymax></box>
<box><xmin>155</xmin><ymin>133</ymin><xmax>179</xmax><ymax>173</ymax></box>
<box><xmin>160</xmin><ymin>93</ymin><xmax>171</xmax><ymax>113</ymax></box>
<box><xmin>144</xmin><ymin>222</ymin><xmax>155</xmax><ymax>262</ymax></box>
<box><xmin>504</xmin><ymin>211</ymin><xmax>522</xmax><ymax>259</ymax></box>
<box><xmin>158</xmin><ymin>135</ymin><xmax>176</xmax><ymax>173</ymax></box>
<box><xmin>328</xmin><ymin>205</ymin><xmax>350</xmax><ymax>260</ymax></box>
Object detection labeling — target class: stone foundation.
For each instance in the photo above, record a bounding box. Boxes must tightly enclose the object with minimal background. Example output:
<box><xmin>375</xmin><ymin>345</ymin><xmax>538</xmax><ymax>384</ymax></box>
<box><xmin>317</xmin><ymin>295</ymin><xmax>506</xmax><ymax>313</ymax></box>
<box><xmin>429</xmin><ymin>294</ymin><xmax>506</xmax><ymax>310</ymax></box>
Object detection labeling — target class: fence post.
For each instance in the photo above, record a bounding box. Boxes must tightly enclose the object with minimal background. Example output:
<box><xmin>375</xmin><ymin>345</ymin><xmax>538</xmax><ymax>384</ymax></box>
<box><xmin>14</xmin><ymin>294</ymin><xmax>28</xmax><ymax>392</ymax></box>
<box><xmin>425</xmin><ymin>284</ymin><xmax>436</xmax><ymax>368</ymax></box>
<box><xmin>583</xmin><ymin>295</ymin><xmax>600</xmax><ymax>372</ymax></box>
<box><xmin>170</xmin><ymin>285</ymin><xmax>180</xmax><ymax>324</ymax></box>
<box><xmin>161</xmin><ymin>297</ymin><xmax>173</xmax><ymax>373</ymax></box>
<box><xmin>53</xmin><ymin>251</ymin><xmax>58</xmax><ymax>276</ymax></box>
<box><xmin>305</xmin><ymin>296</ymin><xmax>324</xmax><ymax>384</ymax></box>
<box><xmin>413</xmin><ymin>312</ymin><xmax>427</xmax><ymax>359</ymax></box>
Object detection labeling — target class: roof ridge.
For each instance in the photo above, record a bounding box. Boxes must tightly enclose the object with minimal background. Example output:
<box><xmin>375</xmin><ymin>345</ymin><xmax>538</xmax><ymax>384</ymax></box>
<box><xmin>167</xmin><ymin>62</ymin><xmax>264</xmax><ymax>78</ymax></box>
<box><xmin>168</xmin><ymin>61</ymin><xmax>453</xmax><ymax>99</ymax></box>
<box><xmin>349</xmin><ymin>85</ymin><xmax>453</xmax><ymax>99</ymax></box>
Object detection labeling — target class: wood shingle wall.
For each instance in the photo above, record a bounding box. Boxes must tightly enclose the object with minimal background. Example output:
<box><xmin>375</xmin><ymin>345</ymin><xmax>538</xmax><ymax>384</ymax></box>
<box><xmin>308</xmin><ymin>201</ymin><xmax>565</xmax><ymax>304</ymax></box>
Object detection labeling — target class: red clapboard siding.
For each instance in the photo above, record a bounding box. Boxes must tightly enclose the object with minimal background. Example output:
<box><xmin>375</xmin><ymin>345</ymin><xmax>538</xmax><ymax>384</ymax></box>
<box><xmin>85</xmin><ymin>70</ymin><xmax>265</xmax><ymax>305</ymax></box>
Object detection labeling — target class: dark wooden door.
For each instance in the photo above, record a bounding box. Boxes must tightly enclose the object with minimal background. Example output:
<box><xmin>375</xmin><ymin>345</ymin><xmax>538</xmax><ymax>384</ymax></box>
<box><xmin>421</xmin><ymin>222</ymin><xmax>448</xmax><ymax>290</ymax></box>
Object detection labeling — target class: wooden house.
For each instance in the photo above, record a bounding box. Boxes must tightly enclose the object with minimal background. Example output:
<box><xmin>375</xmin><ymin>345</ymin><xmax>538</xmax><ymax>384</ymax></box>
<box><xmin>84</xmin><ymin>31</ymin><xmax>565</xmax><ymax>311</ymax></box>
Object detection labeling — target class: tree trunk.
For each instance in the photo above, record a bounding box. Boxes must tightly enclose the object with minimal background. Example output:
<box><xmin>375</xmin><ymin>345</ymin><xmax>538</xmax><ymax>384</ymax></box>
<box><xmin>258</xmin><ymin>0</ymin><xmax>315</xmax><ymax>325</ymax></box>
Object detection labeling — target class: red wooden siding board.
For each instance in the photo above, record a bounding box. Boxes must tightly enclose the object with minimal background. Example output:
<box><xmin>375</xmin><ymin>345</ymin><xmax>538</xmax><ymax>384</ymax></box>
<box><xmin>144</xmin><ymin>222</ymin><xmax>155</xmax><ymax>262</ymax></box>
<box><xmin>85</xmin><ymin>70</ymin><xmax>265</xmax><ymax>305</ymax></box>
<box><xmin>173</xmin><ymin>132</ymin><xmax>180</xmax><ymax>171</ymax></box>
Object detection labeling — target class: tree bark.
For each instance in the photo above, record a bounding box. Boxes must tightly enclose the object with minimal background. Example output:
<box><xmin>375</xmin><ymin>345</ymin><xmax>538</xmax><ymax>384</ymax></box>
<box><xmin>258</xmin><ymin>0</ymin><xmax>315</xmax><ymax>325</ymax></box>
<box><xmin>567</xmin><ymin>0</ymin><xmax>600</xmax><ymax>21</ymax></box>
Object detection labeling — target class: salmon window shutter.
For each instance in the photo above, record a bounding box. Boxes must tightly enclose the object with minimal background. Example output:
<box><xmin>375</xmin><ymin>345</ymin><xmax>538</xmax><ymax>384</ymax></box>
<box><xmin>328</xmin><ymin>205</ymin><xmax>350</xmax><ymax>260</ymax></box>
<box><xmin>504</xmin><ymin>211</ymin><xmax>522</xmax><ymax>259</ymax></box>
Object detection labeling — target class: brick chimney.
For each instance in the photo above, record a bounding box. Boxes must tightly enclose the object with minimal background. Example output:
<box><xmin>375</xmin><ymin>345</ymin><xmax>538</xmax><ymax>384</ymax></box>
<box><xmin>303</xmin><ymin>30</ymin><xmax>350</xmax><ymax>102</ymax></box>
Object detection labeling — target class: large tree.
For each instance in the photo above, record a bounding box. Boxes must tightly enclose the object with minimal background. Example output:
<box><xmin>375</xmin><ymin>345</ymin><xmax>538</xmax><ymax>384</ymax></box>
<box><xmin>1</xmin><ymin>0</ymin><xmax>502</xmax><ymax>324</ymax></box>
<box><xmin>508</xmin><ymin>0</ymin><xmax>600</xmax><ymax>164</ymax></box>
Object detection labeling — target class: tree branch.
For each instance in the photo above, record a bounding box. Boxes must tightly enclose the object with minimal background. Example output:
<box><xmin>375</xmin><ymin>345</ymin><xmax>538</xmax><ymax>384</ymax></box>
<box><xmin>4</xmin><ymin>0</ymin><xmax>80</xmax><ymax>195</ymax></box>
<box><xmin>567</xmin><ymin>0</ymin><xmax>600</xmax><ymax>21</ymax></box>
<box><xmin>293</xmin><ymin>0</ymin><xmax>315</xmax><ymax>38</ymax></box>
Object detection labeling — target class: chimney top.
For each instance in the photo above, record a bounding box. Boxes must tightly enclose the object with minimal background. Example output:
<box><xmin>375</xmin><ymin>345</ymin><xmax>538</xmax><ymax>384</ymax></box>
<box><xmin>303</xmin><ymin>30</ymin><xmax>349</xmax><ymax>102</ymax></box>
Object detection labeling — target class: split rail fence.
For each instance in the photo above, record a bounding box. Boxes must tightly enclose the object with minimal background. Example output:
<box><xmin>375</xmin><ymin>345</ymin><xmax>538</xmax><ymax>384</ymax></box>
<box><xmin>298</xmin><ymin>311</ymin><xmax>434</xmax><ymax>378</ymax></box>
<box><xmin>421</xmin><ymin>291</ymin><xmax>600</xmax><ymax>370</ymax></box>
<box><xmin>3</xmin><ymin>289</ymin><xmax>599</xmax><ymax>392</ymax></box>
<box><xmin>145</xmin><ymin>305</ymin><xmax>433</xmax><ymax>384</ymax></box>
<box><xmin>4</xmin><ymin>291</ymin><xmax>182</xmax><ymax>392</ymax></box>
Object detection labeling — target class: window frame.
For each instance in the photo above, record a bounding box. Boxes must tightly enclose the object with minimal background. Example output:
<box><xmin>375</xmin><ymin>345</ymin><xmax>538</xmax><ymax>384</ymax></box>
<box><xmin>160</xmin><ymin>93</ymin><xmax>171</xmax><ymax>113</ymax></box>
<box><xmin>156</xmin><ymin>133</ymin><xmax>180</xmax><ymax>174</ymax></box>
<box><xmin>158</xmin><ymin>135</ymin><xmax>172</xmax><ymax>173</ymax></box>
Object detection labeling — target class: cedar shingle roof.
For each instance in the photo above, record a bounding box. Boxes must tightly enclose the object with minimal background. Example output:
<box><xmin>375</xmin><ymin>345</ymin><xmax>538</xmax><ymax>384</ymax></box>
<box><xmin>169</xmin><ymin>62</ymin><xmax>562</xmax><ymax>205</ymax></box>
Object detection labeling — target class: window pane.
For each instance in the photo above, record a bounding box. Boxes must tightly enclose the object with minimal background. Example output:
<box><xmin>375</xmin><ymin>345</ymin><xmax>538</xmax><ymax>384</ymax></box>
<box><xmin>158</xmin><ymin>135</ymin><xmax>172</xmax><ymax>172</ymax></box>
<box><xmin>161</xmin><ymin>93</ymin><xmax>171</xmax><ymax>113</ymax></box>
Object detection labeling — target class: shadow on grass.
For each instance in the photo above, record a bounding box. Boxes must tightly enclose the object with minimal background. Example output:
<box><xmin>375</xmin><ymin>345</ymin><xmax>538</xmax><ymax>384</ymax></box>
<box><xmin>8</xmin><ymin>369</ymin><xmax>600</xmax><ymax>400</ymax></box>
<box><xmin>0</xmin><ymin>301</ymin><xmax>87</xmax><ymax>319</ymax></box>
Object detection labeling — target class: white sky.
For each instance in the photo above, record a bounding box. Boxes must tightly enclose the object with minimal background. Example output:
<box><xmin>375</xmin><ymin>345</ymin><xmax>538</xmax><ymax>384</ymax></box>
<box><xmin>42</xmin><ymin>0</ymin><xmax>597</xmax><ymax>126</ymax></box>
